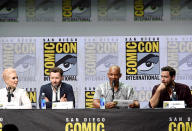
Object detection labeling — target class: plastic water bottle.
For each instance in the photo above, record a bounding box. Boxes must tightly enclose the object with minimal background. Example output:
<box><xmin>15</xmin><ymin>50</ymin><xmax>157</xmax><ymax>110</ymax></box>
<box><xmin>172</xmin><ymin>91</ymin><xmax>177</xmax><ymax>101</ymax></box>
<box><xmin>41</xmin><ymin>93</ymin><xmax>46</xmax><ymax>109</ymax></box>
<box><xmin>100</xmin><ymin>95</ymin><xmax>105</xmax><ymax>109</ymax></box>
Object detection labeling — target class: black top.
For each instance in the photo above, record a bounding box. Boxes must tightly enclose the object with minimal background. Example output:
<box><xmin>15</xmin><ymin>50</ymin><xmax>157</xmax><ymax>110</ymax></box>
<box><xmin>149</xmin><ymin>82</ymin><xmax>192</xmax><ymax>108</ymax></box>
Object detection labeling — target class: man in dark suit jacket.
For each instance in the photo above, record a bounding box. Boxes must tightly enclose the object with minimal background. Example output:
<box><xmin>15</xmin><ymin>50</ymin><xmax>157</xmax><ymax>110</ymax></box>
<box><xmin>39</xmin><ymin>67</ymin><xmax>75</xmax><ymax>109</ymax></box>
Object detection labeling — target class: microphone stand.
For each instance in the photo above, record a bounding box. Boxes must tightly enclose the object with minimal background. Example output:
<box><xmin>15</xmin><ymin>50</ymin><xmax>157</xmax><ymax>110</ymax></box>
<box><xmin>7</xmin><ymin>87</ymin><xmax>14</xmax><ymax>102</ymax></box>
<box><xmin>54</xmin><ymin>86</ymin><xmax>59</xmax><ymax>102</ymax></box>
<box><xmin>112</xmin><ymin>81</ymin><xmax>115</xmax><ymax>101</ymax></box>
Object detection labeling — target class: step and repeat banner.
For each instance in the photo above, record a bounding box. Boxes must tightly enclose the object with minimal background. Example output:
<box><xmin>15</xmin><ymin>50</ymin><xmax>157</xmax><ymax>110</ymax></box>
<box><xmin>0</xmin><ymin>36</ymin><xmax>192</xmax><ymax>109</ymax></box>
<box><xmin>0</xmin><ymin>0</ymin><xmax>192</xmax><ymax>22</ymax></box>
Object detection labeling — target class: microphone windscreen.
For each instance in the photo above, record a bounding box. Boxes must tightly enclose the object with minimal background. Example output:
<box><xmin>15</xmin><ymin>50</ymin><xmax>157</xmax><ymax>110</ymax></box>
<box><xmin>112</xmin><ymin>80</ymin><xmax>115</xmax><ymax>87</ymax></box>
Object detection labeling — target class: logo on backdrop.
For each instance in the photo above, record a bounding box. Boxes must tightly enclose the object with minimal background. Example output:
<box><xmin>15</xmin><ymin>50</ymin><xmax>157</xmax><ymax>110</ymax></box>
<box><xmin>62</xmin><ymin>0</ymin><xmax>91</xmax><ymax>22</ymax></box>
<box><xmin>64</xmin><ymin>117</ymin><xmax>105</xmax><ymax>131</ymax></box>
<box><xmin>167</xmin><ymin>37</ymin><xmax>192</xmax><ymax>80</ymax></box>
<box><xmin>85</xmin><ymin>38</ymin><xmax>118</xmax><ymax>81</ymax></box>
<box><xmin>0</xmin><ymin>117</ymin><xmax>3</xmax><ymax>130</ymax></box>
<box><xmin>43</xmin><ymin>38</ymin><xmax>77</xmax><ymax>81</ymax></box>
<box><xmin>125</xmin><ymin>37</ymin><xmax>160</xmax><ymax>80</ymax></box>
<box><xmin>1</xmin><ymin>38</ymin><xmax>36</xmax><ymax>81</ymax></box>
<box><xmin>97</xmin><ymin>0</ymin><xmax>127</xmax><ymax>21</ymax></box>
<box><xmin>170</xmin><ymin>0</ymin><xmax>192</xmax><ymax>21</ymax></box>
<box><xmin>168</xmin><ymin>116</ymin><xmax>192</xmax><ymax>131</ymax></box>
<box><xmin>0</xmin><ymin>0</ymin><xmax>18</xmax><ymax>22</ymax></box>
<box><xmin>25</xmin><ymin>0</ymin><xmax>56</xmax><ymax>22</ymax></box>
<box><xmin>85</xmin><ymin>86</ymin><xmax>95</xmax><ymax>109</ymax></box>
<box><xmin>134</xmin><ymin>0</ymin><xmax>163</xmax><ymax>21</ymax></box>
<box><xmin>26</xmin><ymin>88</ymin><xmax>37</xmax><ymax>108</ymax></box>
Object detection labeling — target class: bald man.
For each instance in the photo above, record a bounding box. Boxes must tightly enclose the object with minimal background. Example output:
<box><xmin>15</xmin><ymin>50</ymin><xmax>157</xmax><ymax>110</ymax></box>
<box><xmin>93</xmin><ymin>65</ymin><xmax>139</xmax><ymax>109</ymax></box>
<box><xmin>0</xmin><ymin>68</ymin><xmax>32</xmax><ymax>109</ymax></box>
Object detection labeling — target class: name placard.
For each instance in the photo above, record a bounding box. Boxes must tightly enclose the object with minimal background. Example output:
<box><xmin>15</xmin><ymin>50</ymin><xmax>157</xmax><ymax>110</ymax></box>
<box><xmin>163</xmin><ymin>101</ymin><xmax>185</xmax><ymax>109</ymax></box>
<box><xmin>113</xmin><ymin>100</ymin><xmax>133</xmax><ymax>107</ymax></box>
<box><xmin>52</xmin><ymin>101</ymin><xmax>74</xmax><ymax>109</ymax></box>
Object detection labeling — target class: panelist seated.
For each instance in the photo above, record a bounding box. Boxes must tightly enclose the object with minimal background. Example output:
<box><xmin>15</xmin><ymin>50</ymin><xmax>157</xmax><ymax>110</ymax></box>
<box><xmin>0</xmin><ymin>68</ymin><xmax>32</xmax><ymax>109</ymax></box>
<box><xmin>39</xmin><ymin>67</ymin><xmax>75</xmax><ymax>109</ymax></box>
<box><xmin>93</xmin><ymin>65</ymin><xmax>139</xmax><ymax>109</ymax></box>
<box><xmin>149</xmin><ymin>66</ymin><xmax>192</xmax><ymax>108</ymax></box>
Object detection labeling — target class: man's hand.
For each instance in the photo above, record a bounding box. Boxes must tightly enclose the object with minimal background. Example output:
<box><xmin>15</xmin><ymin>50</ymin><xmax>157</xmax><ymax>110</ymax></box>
<box><xmin>157</xmin><ymin>83</ymin><xmax>166</xmax><ymax>92</ymax></box>
<box><xmin>149</xmin><ymin>83</ymin><xmax>166</xmax><ymax>108</ymax></box>
<box><xmin>129</xmin><ymin>100</ymin><xmax>140</xmax><ymax>108</ymax></box>
<box><xmin>60</xmin><ymin>94</ymin><xmax>67</xmax><ymax>102</ymax></box>
<box><xmin>105</xmin><ymin>102</ymin><xmax>116</xmax><ymax>109</ymax></box>
<box><xmin>45</xmin><ymin>97</ymin><xmax>49</xmax><ymax>102</ymax></box>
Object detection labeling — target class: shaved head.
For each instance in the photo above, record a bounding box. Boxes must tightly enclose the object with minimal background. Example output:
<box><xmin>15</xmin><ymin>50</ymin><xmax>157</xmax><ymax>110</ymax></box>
<box><xmin>108</xmin><ymin>65</ymin><xmax>121</xmax><ymax>74</ymax></box>
<box><xmin>107</xmin><ymin>65</ymin><xmax>122</xmax><ymax>87</ymax></box>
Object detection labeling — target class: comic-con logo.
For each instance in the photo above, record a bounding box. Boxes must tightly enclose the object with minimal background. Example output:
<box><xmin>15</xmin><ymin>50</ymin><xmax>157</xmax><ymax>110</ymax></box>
<box><xmin>126</xmin><ymin>38</ymin><xmax>160</xmax><ymax>80</ymax></box>
<box><xmin>167</xmin><ymin>40</ymin><xmax>192</xmax><ymax>80</ymax></box>
<box><xmin>85</xmin><ymin>87</ymin><xmax>95</xmax><ymax>109</ymax></box>
<box><xmin>2</xmin><ymin>42</ymin><xmax>36</xmax><ymax>81</ymax></box>
<box><xmin>168</xmin><ymin>117</ymin><xmax>192</xmax><ymax>131</ymax></box>
<box><xmin>0</xmin><ymin>0</ymin><xmax>18</xmax><ymax>22</ymax></box>
<box><xmin>26</xmin><ymin>88</ymin><xmax>37</xmax><ymax>108</ymax></box>
<box><xmin>26</xmin><ymin>0</ymin><xmax>55</xmax><ymax>22</ymax></box>
<box><xmin>134</xmin><ymin>0</ymin><xmax>163</xmax><ymax>21</ymax></box>
<box><xmin>97</xmin><ymin>0</ymin><xmax>126</xmax><ymax>21</ymax></box>
<box><xmin>65</xmin><ymin>117</ymin><xmax>105</xmax><ymax>131</ymax></box>
<box><xmin>0</xmin><ymin>117</ymin><xmax>3</xmax><ymax>131</ymax></box>
<box><xmin>62</xmin><ymin>0</ymin><xmax>91</xmax><ymax>21</ymax></box>
<box><xmin>44</xmin><ymin>40</ymin><xmax>77</xmax><ymax>81</ymax></box>
<box><xmin>170</xmin><ymin>0</ymin><xmax>192</xmax><ymax>20</ymax></box>
<box><xmin>85</xmin><ymin>42</ymin><xmax>118</xmax><ymax>81</ymax></box>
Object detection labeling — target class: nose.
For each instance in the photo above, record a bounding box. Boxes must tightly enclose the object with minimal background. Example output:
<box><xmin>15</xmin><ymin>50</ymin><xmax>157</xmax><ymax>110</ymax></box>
<box><xmin>111</xmin><ymin>74</ymin><xmax>116</xmax><ymax>79</ymax></box>
<box><xmin>161</xmin><ymin>77</ymin><xmax>165</xmax><ymax>82</ymax></box>
<box><xmin>53</xmin><ymin>78</ymin><xmax>57</xmax><ymax>83</ymax></box>
<box><xmin>15</xmin><ymin>77</ymin><xmax>18</xmax><ymax>82</ymax></box>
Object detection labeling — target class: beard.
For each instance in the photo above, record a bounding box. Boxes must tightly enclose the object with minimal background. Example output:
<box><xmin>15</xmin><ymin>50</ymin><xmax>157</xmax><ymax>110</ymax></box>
<box><xmin>163</xmin><ymin>79</ymin><xmax>173</xmax><ymax>88</ymax></box>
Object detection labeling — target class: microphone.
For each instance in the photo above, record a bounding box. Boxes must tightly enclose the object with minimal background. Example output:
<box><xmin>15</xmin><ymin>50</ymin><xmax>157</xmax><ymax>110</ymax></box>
<box><xmin>54</xmin><ymin>86</ymin><xmax>59</xmax><ymax>102</ymax></box>
<box><xmin>112</xmin><ymin>80</ymin><xmax>115</xmax><ymax>87</ymax></box>
<box><xmin>112</xmin><ymin>80</ymin><xmax>115</xmax><ymax>101</ymax></box>
<box><xmin>171</xmin><ymin>86</ymin><xmax>177</xmax><ymax>101</ymax></box>
<box><xmin>54</xmin><ymin>86</ymin><xmax>58</xmax><ymax>91</ymax></box>
<box><xmin>172</xmin><ymin>91</ymin><xmax>177</xmax><ymax>101</ymax></box>
<box><xmin>7</xmin><ymin>87</ymin><xmax>14</xmax><ymax>102</ymax></box>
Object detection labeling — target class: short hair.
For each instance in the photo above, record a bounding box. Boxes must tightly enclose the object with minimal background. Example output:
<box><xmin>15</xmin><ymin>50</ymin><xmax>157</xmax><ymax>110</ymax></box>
<box><xmin>108</xmin><ymin>65</ymin><xmax>121</xmax><ymax>74</ymax></box>
<box><xmin>2</xmin><ymin>68</ymin><xmax>16</xmax><ymax>81</ymax></box>
<box><xmin>161</xmin><ymin>66</ymin><xmax>176</xmax><ymax>77</ymax></box>
<box><xmin>49</xmin><ymin>67</ymin><xmax>63</xmax><ymax>76</ymax></box>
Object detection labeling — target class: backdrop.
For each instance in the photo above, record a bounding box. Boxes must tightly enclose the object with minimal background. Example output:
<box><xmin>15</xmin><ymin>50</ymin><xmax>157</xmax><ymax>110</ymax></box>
<box><xmin>0</xmin><ymin>36</ymin><xmax>192</xmax><ymax>109</ymax></box>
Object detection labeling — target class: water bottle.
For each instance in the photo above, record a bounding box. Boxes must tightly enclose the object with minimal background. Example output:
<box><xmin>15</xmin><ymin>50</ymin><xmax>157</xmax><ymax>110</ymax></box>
<box><xmin>41</xmin><ymin>93</ymin><xmax>46</xmax><ymax>109</ymax></box>
<box><xmin>100</xmin><ymin>95</ymin><xmax>105</xmax><ymax>109</ymax></box>
<box><xmin>172</xmin><ymin>91</ymin><xmax>177</xmax><ymax>101</ymax></box>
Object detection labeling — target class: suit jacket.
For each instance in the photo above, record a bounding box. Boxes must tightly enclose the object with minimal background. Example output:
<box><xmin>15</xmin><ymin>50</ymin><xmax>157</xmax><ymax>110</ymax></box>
<box><xmin>39</xmin><ymin>82</ymin><xmax>75</xmax><ymax>108</ymax></box>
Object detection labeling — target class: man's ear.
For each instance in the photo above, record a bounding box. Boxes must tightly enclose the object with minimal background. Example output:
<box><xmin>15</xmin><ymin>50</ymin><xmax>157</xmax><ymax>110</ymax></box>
<box><xmin>119</xmin><ymin>73</ymin><xmax>122</xmax><ymax>78</ymax></box>
<box><xmin>172</xmin><ymin>75</ymin><xmax>175</xmax><ymax>81</ymax></box>
<box><xmin>107</xmin><ymin>73</ymin><xmax>110</xmax><ymax>77</ymax></box>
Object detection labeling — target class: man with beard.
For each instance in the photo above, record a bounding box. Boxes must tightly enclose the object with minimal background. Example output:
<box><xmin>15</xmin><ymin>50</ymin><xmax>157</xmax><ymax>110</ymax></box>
<box><xmin>149</xmin><ymin>66</ymin><xmax>192</xmax><ymax>108</ymax></box>
<box><xmin>93</xmin><ymin>65</ymin><xmax>139</xmax><ymax>109</ymax></box>
<box><xmin>39</xmin><ymin>67</ymin><xmax>75</xmax><ymax>109</ymax></box>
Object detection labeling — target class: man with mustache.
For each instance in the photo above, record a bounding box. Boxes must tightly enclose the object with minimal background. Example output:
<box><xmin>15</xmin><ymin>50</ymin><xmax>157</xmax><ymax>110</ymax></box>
<box><xmin>149</xmin><ymin>66</ymin><xmax>192</xmax><ymax>108</ymax></box>
<box><xmin>93</xmin><ymin>65</ymin><xmax>139</xmax><ymax>109</ymax></box>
